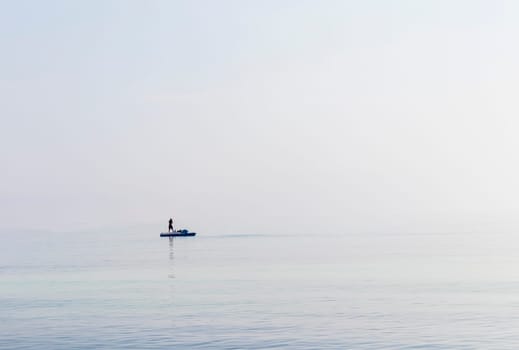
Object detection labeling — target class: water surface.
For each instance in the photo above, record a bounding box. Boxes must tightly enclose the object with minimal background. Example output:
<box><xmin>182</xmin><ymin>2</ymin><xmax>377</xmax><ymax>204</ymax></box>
<box><xmin>2</xmin><ymin>231</ymin><xmax>519</xmax><ymax>349</ymax></box>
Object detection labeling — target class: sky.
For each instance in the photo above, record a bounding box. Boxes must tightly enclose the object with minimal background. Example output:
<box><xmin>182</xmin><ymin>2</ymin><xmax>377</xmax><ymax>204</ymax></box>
<box><xmin>2</xmin><ymin>0</ymin><xmax>519</xmax><ymax>234</ymax></box>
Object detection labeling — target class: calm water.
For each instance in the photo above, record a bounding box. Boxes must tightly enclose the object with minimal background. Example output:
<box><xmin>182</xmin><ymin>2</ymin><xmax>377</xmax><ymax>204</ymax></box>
<box><xmin>2</xmin><ymin>230</ymin><xmax>519</xmax><ymax>349</ymax></box>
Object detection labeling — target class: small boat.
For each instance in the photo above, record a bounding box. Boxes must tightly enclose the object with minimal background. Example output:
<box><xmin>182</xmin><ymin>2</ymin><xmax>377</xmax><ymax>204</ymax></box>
<box><xmin>160</xmin><ymin>229</ymin><xmax>196</xmax><ymax>237</ymax></box>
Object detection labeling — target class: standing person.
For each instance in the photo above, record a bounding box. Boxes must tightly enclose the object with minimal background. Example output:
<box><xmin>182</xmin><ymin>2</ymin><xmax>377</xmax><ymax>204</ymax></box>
<box><xmin>168</xmin><ymin>218</ymin><xmax>174</xmax><ymax>232</ymax></box>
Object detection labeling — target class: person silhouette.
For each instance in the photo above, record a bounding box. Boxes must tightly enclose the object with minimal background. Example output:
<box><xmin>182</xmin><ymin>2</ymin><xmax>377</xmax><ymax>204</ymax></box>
<box><xmin>168</xmin><ymin>218</ymin><xmax>174</xmax><ymax>232</ymax></box>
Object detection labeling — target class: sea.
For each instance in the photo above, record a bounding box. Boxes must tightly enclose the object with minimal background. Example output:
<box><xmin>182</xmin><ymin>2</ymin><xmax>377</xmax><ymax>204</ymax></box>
<box><xmin>2</xmin><ymin>230</ymin><xmax>519</xmax><ymax>349</ymax></box>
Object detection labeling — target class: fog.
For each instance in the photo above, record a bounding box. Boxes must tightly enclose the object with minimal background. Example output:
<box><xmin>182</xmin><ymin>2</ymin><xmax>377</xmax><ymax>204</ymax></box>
<box><xmin>2</xmin><ymin>0</ymin><xmax>519</xmax><ymax>234</ymax></box>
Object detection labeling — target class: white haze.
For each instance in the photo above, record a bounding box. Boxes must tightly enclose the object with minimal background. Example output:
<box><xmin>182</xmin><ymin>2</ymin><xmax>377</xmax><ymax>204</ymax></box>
<box><xmin>2</xmin><ymin>0</ymin><xmax>519</xmax><ymax>234</ymax></box>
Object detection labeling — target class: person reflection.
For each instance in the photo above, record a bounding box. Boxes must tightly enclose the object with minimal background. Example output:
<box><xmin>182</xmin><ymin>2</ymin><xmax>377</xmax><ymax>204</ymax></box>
<box><xmin>168</xmin><ymin>237</ymin><xmax>175</xmax><ymax>279</ymax></box>
<box><xmin>169</xmin><ymin>237</ymin><xmax>174</xmax><ymax>260</ymax></box>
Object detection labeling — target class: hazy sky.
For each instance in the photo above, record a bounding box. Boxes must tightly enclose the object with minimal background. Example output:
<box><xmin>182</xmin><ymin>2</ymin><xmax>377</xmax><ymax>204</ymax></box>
<box><xmin>2</xmin><ymin>0</ymin><xmax>519</xmax><ymax>234</ymax></box>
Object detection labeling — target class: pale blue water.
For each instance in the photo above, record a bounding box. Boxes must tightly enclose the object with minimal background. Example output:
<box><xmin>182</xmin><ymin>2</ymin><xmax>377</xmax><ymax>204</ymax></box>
<box><xmin>2</xmin><ymin>230</ymin><xmax>519</xmax><ymax>349</ymax></box>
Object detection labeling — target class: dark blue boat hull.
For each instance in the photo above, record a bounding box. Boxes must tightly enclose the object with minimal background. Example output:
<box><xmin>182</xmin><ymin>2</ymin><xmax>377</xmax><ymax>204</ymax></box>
<box><xmin>160</xmin><ymin>232</ymin><xmax>196</xmax><ymax>237</ymax></box>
